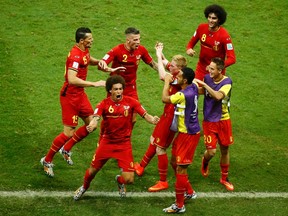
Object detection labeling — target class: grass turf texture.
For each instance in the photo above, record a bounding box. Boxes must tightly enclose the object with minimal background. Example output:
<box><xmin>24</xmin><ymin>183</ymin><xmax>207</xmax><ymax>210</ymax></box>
<box><xmin>0</xmin><ymin>0</ymin><xmax>288</xmax><ymax>215</ymax></box>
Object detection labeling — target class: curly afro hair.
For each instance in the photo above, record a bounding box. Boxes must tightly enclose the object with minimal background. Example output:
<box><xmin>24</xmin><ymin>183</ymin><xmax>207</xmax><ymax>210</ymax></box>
<box><xmin>204</xmin><ymin>4</ymin><xmax>227</xmax><ymax>25</ymax></box>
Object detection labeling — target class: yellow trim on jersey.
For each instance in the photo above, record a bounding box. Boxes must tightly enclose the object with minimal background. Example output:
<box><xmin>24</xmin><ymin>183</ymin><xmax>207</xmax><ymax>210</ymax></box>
<box><xmin>170</xmin><ymin>92</ymin><xmax>187</xmax><ymax>133</ymax></box>
<box><xmin>219</xmin><ymin>83</ymin><xmax>231</xmax><ymax>120</ymax></box>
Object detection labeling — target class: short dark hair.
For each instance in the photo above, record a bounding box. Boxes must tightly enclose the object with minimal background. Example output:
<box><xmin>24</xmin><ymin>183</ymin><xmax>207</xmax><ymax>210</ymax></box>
<box><xmin>105</xmin><ymin>75</ymin><xmax>126</xmax><ymax>92</ymax></box>
<box><xmin>125</xmin><ymin>27</ymin><xmax>140</xmax><ymax>35</ymax></box>
<box><xmin>204</xmin><ymin>4</ymin><xmax>227</xmax><ymax>25</ymax></box>
<box><xmin>211</xmin><ymin>57</ymin><xmax>225</xmax><ymax>70</ymax></box>
<box><xmin>75</xmin><ymin>27</ymin><xmax>92</xmax><ymax>43</ymax></box>
<box><xmin>181</xmin><ymin>67</ymin><xmax>195</xmax><ymax>84</ymax></box>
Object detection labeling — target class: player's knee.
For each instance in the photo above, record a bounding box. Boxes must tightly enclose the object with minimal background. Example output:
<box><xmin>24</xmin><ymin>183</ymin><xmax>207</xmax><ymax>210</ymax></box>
<box><xmin>156</xmin><ymin>146</ymin><xmax>166</xmax><ymax>155</ymax></box>
<box><xmin>88</xmin><ymin>167</ymin><xmax>98</xmax><ymax>177</ymax></box>
<box><xmin>122</xmin><ymin>172</ymin><xmax>134</xmax><ymax>184</ymax></box>
<box><xmin>63</xmin><ymin>126</ymin><xmax>76</xmax><ymax>137</ymax></box>
<box><xmin>220</xmin><ymin>145</ymin><xmax>229</xmax><ymax>155</ymax></box>
<box><xmin>125</xmin><ymin>176</ymin><xmax>134</xmax><ymax>184</ymax></box>
<box><xmin>207</xmin><ymin>149</ymin><xmax>216</xmax><ymax>158</ymax></box>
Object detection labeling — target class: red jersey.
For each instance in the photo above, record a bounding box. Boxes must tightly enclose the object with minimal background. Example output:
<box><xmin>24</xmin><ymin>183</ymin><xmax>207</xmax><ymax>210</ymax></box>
<box><xmin>60</xmin><ymin>45</ymin><xmax>90</xmax><ymax>95</ymax></box>
<box><xmin>102</xmin><ymin>44</ymin><xmax>153</xmax><ymax>87</ymax></box>
<box><xmin>94</xmin><ymin>96</ymin><xmax>147</xmax><ymax>145</ymax></box>
<box><xmin>187</xmin><ymin>23</ymin><xmax>236</xmax><ymax>79</ymax></box>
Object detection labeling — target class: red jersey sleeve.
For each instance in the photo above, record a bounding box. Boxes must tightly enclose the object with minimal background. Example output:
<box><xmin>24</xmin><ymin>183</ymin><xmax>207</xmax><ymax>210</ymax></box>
<box><xmin>221</xmin><ymin>31</ymin><xmax>236</xmax><ymax>67</ymax></box>
<box><xmin>131</xmin><ymin>97</ymin><xmax>147</xmax><ymax>117</ymax></box>
<box><xmin>186</xmin><ymin>25</ymin><xmax>201</xmax><ymax>50</ymax></box>
<box><xmin>139</xmin><ymin>45</ymin><xmax>153</xmax><ymax>65</ymax></box>
<box><xmin>102</xmin><ymin>47</ymin><xmax>118</xmax><ymax>65</ymax></box>
<box><xmin>94</xmin><ymin>101</ymin><xmax>104</xmax><ymax>116</ymax></box>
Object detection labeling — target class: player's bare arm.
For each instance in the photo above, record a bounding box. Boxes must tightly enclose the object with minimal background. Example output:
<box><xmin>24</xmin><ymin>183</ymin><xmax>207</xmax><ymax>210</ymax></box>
<box><xmin>143</xmin><ymin>113</ymin><xmax>160</xmax><ymax>125</ymax></box>
<box><xmin>161</xmin><ymin>73</ymin><xmax>173</xmax><ymax>103</ymax></box>
<box><xmin>149</xmin><ymin>60</ymin><xmax>158</xmax><ymax>72</ymax></box>
<box><xmin>194</xmin><ymin>78</ymin><xmax>224</xmax><ymax>101</ymax></box>
<box><xmin>98</xmin><ymin>65</ymin><xmax>126</xmax><ymax>73</ymax></box>
<box><xmin>68</xmin><ymin>69</ymin><xmax>105</xmax><ymax>88</ymax></box>
<box><xmin>155</xmin><ymin>43</ymin><xmax>167</xmax><ymax>80</ymax></box>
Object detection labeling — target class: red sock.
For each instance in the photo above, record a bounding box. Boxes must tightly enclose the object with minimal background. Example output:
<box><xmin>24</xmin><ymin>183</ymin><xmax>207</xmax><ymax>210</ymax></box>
<box><xmin>186</xmin><ymin>178</ymin><xmax>194</xmax><ymax>194</ymax></box>
<box><xmin>175</xmin><ymin>174</ymin><xmax>188</xmax><ymax>208</ymax></box>
<box><xmin>63</xmin><ymin>125</ymin><xmax>89</xmax><ymax>152</ymax></box>
<box><xmin>140</xmin><ymin>143</ymin><xmax>156</xmax><ymax>168</ymax></box>
<box><xmin>116</xmin><ymin>175</ymin><xmax>126</xmax><ymax>184</ymax></box>
<box><xmin>45</xmin><ymin>133</ymin><xmax>70</xmax><ymax>162</ymax></box>
<box><xmin>220</xmin><ymin>163</ymin><xmax>229</xmax><ymax>181</ymax></box>
<box><xmin>83</xmin><ymin>169</ymin><xmax>96</xmax><ymax>189</ymax></box>
<box><xmin>157</xmin><ymin>154</ymin><xmax>168</xmax><ymax>182</ymax></box>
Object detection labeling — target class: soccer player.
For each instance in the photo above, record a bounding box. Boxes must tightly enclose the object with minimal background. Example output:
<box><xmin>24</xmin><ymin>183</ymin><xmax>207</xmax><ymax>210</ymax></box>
<box><xmin>99</xmin><ymin>27</ymin><xmax>158</xmax><ymax>124</ymax></box>
<box><xmin>135</xmin><ymin>43</ymin><xmax>196</xmax><ymax>197</ymax></box>
<box><xmin>162</xmin><ymin>67</ymin><xmax>200</xmax><ymax>214</ymax></box>
<box><xmin>186</xmin><ymin>4</ymin><xmax>236</xmax><ymax>81</ymax></box>
<box><xmin>73</xmin><ymin>75</ymin><xmax>159</xmax><ymax>200</ymax></box>
<box><xmin>195</xmin><ymin>57</ymin><xmax>234</xmax><ymax>191</ymax></box>
<box><xmin>40</xmin><ymin>27</ymin><xmax>123</xmax><ymax>177</ymax></box>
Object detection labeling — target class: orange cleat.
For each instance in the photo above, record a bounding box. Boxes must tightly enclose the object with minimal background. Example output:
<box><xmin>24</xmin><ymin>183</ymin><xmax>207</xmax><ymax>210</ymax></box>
<box><xmin>134</xmin><ymin>162</ymin><xmax>144</xmax><ymax>176</ymax></box>
<box><xmin>148</xmin><ymin>181</ymin><xmax>169</xmax><ymax>192</ymax></box>
<box><xmin>201</xmin><ymin>157</ymin><xmax>209</xmax><ymax>177</ymax></box>
<box><xmin>220</xmin><ymin>178</ymin><xmax>234</xmax><ymax>191</ymax></box>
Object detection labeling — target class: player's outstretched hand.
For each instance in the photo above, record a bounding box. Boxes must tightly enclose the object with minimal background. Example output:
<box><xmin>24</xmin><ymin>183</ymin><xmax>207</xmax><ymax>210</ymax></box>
<box><xmin>98</xmin><ymin>60</ymin><xmax>107</xmax><ymax>70</ymax></box>
<box><xmin>186</xmin><ymin>48</ymin><xmax>196</xmax><ymax>57</ymax></box>
<box><xmin>111</xmin><ymin>66</ymin><xmax>126</xmax><ymax>72</ymax></box>
<box><xmin>86</xmin><ymin>118</ymin><xmax>98</xmax><ymax>133</ymax></box>
<box><xmin>194</xmin><ymin>78</ymin><xmax>205</xmax><ymax>86</ymax></box>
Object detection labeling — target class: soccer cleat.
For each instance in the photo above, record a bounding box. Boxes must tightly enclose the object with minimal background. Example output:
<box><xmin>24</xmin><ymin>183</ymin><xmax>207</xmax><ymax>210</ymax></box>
<box><xmin>220</xmin><ymin>178</ymin><xmax>234</xmax><ymax>191</ymax></box>
<box><xmin>184</xmin><ymin>191</ymin><xmax>197</xmax><ymax>201</ymax></box>
<box><xmin>201</xmin><ymin>157</ymin><xmax>209</xmax><ymax>177</ymax></box>
<box><xmin>40</xmin><ymin>157</ymin><xmax>54</xmax><ymax>177</ymax></box>
<box><xmin>74</xmin><ymin>185</ymin><xmax>86</xmax><ymax>201</ymax></box>
<box><xmin>163</xmin><ymin>203</ymin><xmax>186</xmax><ymax>214</ymax></box>
<box><xmin>115</xmin><ymin>175</ymin><xmax>126</xmax><ymax>197</ymax></box>
<box><xmin>59</xmin><ymin>147</ymin><xmax>73</xmax><ymax>165</ymax></box>
<box><xmin>148</xmin><ymin>181</ymin><xmax>169</xmax><ymax>192</ymax></box>
<box><xmin>134</xmin><ymin>162</ymin><xmax>144</xmax><ymax>176</ymax></box>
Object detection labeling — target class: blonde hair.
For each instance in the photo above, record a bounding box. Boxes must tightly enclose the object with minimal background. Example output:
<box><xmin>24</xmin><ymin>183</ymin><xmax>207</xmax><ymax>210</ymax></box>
<box><xmin>171</xmin><ymin>55</ymin><xmax>187</xmax><ymax>69</ymax></box>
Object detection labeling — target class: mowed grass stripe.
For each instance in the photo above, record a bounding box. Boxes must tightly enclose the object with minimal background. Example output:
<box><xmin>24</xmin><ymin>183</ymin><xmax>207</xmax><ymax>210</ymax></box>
<box><xmin>1</xmin><ymin>191</ymin><xmax>288</xmax><ymax>198</ymax></box>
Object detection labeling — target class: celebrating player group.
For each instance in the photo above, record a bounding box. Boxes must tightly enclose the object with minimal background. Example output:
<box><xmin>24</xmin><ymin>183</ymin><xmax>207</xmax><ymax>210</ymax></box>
<box><xmin>40</xmin><ymin>4</ymin><xmax>236</xmax><ymax>214</ymax></box>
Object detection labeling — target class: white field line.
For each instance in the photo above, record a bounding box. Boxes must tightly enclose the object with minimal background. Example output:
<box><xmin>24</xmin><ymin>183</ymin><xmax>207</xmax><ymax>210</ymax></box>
<box><xmin>0</xmin><ymin>191</ymin><xmax>288</xmax><ymax>198</ymax></box>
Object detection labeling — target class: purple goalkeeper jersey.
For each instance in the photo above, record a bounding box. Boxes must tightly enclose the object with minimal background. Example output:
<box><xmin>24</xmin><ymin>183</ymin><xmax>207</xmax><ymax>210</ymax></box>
<box><xmin>203</xmin><ymin>75</ymin><xmax>232</xmax><ymax>122</ymax></box>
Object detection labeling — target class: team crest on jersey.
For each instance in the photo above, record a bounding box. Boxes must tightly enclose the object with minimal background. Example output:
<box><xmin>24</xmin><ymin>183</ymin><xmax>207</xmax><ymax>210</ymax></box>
<box><xmin>213</xmin><ymin>41</ymin><xmax>220</xmax><ymax>51</ymax></box>
<box><xmin>124</xmin><ymin>105</ymin><xmax>130</xmax><ymax>117</ymax></box>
